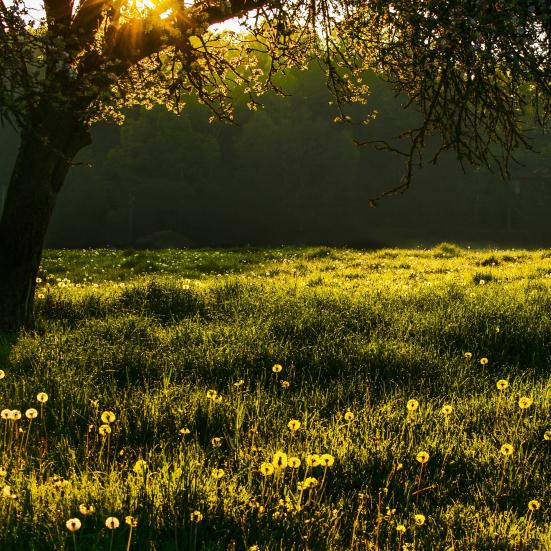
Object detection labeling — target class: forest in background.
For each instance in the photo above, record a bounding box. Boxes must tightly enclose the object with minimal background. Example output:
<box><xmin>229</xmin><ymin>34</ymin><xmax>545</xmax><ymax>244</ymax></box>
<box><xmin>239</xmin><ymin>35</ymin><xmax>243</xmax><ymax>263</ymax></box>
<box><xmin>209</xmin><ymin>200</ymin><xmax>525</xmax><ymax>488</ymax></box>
<box><xmin>1</xmin><ymin>68</ymin><xmax>550</xmax><ymax>249</ymax></box>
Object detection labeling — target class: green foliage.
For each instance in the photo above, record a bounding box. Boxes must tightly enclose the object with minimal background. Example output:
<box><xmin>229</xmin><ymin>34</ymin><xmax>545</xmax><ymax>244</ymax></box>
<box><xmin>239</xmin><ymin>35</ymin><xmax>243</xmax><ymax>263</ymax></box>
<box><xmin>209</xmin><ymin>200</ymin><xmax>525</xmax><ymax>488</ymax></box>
<box><xmin>0</xmin><ymin>247</ymin><xmax>549</xmax><ymax>549</ymax></box>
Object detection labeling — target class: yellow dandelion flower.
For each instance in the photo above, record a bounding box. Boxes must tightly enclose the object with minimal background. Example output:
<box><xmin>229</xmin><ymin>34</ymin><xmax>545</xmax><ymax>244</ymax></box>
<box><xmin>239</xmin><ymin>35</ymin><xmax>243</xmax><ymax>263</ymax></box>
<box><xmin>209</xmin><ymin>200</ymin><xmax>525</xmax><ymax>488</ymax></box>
<box><xmin>66</xmin><ymin>518</ymin><xmax>81</xmax><ymax>532</ymax></box>
<box><xmin>414</xmin><ymin>514</ymin><xmax>425</xmax><ymax>526</ymax></box>
<box><xmin>441</xmin><ymin>405</ymin><xmax>453</xmax><ymax>415</ymax></box>
<box><xmin>36</xmin><ymin>392</ymin><xmax>49</xmax><ymax>403</ymax></box>
<box><xmin>528</xmin><ymin>500</ymin><xmax>540</xmax><ymax>511</ymax></box>
<box><xmin>288</xmin><ymin>419</ymin><xmax>301</xmax><ymax>432</ymax></box>
<box><xmin>0</xmin><ymin>469</ymin><xmax>6</xmax><ymax>477</ymax></box>
<box><xmin>100</xmin><ymin>411</ymin><xmax>116</xmax><ymax>424</ymax></box>
<box><xmin>500</xmin><ymin>443</ymin><xmax>514</xmax><ymax>457</ymax></box>
<box><xmin>319</xmin><ymin>454</ymin><xmax>335</xmax><ymax>467</ymax></box>
<box><xmin>133</xmin><ymin>460</ymin><xmax>148</xmax><ymax>474</ymax></box>
<box><xmin>125</xmin><ymin>515</ymin><xmax>138</xmax><ymax>527</ymax></box>
<box><xmin>25</xmin><ymin>408</ymin><xmax>38</xmax><ymax>420</ymax></box>
<box><xmin>464</xmin><ymin>352</ymin><xmax>472</xmax><ymax>359</ymax></box>
<box><xmin>304</xmin><ymin>477</ymin><xmax>318</xmax><ymax>488</ymax></box>
<box><xmin>544</xmin><ymin>430</ymin><xmax>551</xmax><ymax>441</ymax></box>
<box><xmin>344</xmin><ymin>410</ymin><xmax>355</xmax><ymax>422</ymax></box>
<box><xmin>2</xmin><ymin>485</ymin><xmax>11</xmax><ymax>498</ymax></box>
<box><xmin>306</xmin><ymin>454</ymin><xmax>320</xmax><ymax>467</ymax></box>
<box><xmin>9</xmin><ymin>410</ymin><xmax>21</xmax><ymax>421</ymax></box>
<box><xmin>0</xmin><ymin>370</ymin><xmax>5</xmax><ymax>379</ymax></box>
<box><xmin>190</xmin><ymin>510</ymin><xmax>203</xmax><ymax>523</ymax></box>
<box><xmin>259</xmin><ymin>462</ymin><xmax>275</xmax><ymax>476</ymax></box>
<box><xmin>179</xmin><ymin>428</ymin><xmax>191</xmax><ymax>435</ymax></box>
<box><xmin>416</xmin><ymin>451</ymin><xmax>430</xmax><ymax>464</ymax></box>
<box><xmin>214</xmin><ymin>395</ymin><xmax>223</xmax><ymax>403</ymax></box>
<box><xmin>396</xmin><ymin>524</ymin><xmax>406</xmax><ymax>534</ymax></box>
<box><xmin>272</xmin><ymin>451</ymin><xmax>288</xmax><ymax>469</ymax></box>
<box><xmin>297</xmin><ymin>481</ymin><xmax>306</xmax><ymax>491</ymax></box>
<box><xmin>98</xmin><ymin>424</ymin><xmax>111</xmax><ymax>436</ymax></box>
<box><xmin>0</xmin><ymin>410</ymin><xmax>10</xmax><ymax>420</ymax></box>
<box><xmin>406</xmin><ymin>399</ymin><xmax>419</xmax><ymax>412</ymax></box>
<box><xmin>211</xmin><ymin>468</ymin><xmax>225</xmax><ymax>479</ymax></box>
<box><xmin>288</xmin><ymin>457</ymin><xmax>301</xmax><ymax>468</ymax></box>
<box><xmin>211</xmin><ymin>437</ymin><xmax>222</xmax><ymax>448</ymax></box>
<box><xmin>206</xmin><ymin>389</ymin><xmax>217</xmax><ymax>400</ymax></box>
<box><xmin>518</xmin><ymin>397</ymin><xmax>533</xmax><ymax>409</ymax></box>
<box><xmin>79</xmin><ymin>504</ymin><xmax>95</xmax><ymax>516</ymax></box>
<box><xmin>480</xmin><ymin>357</ymin><xmax>489</xmax><ymax>365</ymax></box>
<box><xmin>272</xmin><ymin>364</ymin><xmax>283</xmax><ymax>373</ymax></box>
<box><xmin>105</xmin><ymin>517</ymin><xmax>120</xmax><ymax>529</ymax></box>
<box><xmin>496</xmin><ymin>379</ymin><xmax>508</xmax><ymax>390</ymax></box>
<box><xmin>280</xmin><ymin>380</ymin><xmax>290</xmax><ymax>389</ymax></box>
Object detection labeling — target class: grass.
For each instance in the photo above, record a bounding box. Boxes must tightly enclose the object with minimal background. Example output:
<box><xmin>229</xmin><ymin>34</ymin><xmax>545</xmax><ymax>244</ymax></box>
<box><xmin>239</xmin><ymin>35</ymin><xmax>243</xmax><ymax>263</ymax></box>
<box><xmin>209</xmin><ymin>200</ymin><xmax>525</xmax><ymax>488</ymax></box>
<box><xmin>0</xmin><ymin>244</ymin><xmax>549</xmax><ymax>550</ymax></box>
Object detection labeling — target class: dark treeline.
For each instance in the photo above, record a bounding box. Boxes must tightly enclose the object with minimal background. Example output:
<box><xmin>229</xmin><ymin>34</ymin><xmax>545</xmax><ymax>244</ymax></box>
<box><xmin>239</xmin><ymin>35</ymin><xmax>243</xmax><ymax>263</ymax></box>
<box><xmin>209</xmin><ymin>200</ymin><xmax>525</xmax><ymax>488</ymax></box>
<box><xmin>1</xmin><ymin>69</ymin><xmax>550</xmax><ymax>249</ymax></box>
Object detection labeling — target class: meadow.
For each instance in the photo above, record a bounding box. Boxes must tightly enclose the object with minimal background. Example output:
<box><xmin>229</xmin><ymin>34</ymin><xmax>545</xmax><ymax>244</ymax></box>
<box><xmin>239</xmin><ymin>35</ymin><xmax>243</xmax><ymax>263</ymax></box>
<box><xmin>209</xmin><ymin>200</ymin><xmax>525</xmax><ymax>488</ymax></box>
<box><xmin>0</xmin><ymin>244</ymin><xmax>549</xmax><ymax>550</ymax></box>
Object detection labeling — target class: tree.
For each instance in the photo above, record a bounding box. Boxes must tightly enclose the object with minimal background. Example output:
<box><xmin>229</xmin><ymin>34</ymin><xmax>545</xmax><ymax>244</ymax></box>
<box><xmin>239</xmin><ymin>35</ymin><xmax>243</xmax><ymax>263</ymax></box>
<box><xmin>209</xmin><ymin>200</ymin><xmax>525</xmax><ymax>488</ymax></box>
<box><xmin>0</xmin><ymin>0</ymin><xmax>549</xmax><ymax>331</ymax></box>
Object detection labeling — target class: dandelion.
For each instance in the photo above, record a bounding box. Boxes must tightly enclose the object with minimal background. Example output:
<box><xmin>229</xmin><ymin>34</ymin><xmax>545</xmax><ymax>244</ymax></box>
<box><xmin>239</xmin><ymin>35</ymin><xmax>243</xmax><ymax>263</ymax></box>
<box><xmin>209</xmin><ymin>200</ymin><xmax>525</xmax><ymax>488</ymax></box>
<box><xmin>190</xmin><ymin>510</ymin><xmax>203</xmax><ymax>523</ymax></box>
<box><xmin>500</xmin><ymin>443</ymin><xmax>514</xmax><ymax>457</ymax></box>
<box><xmin>211</xmin><ymin>437</ymin><xmax>222</xmax><ymax>448</ymax></box>
<box><xmin>304</xmin><ymin>477</ymin><xmax>318</xmax><ymax>488</ymax></box>
<box><xmin>125</xmin><ymin>515</ymin><xmax>138</xmax><ymax>527</ymax></box>
<box><xmin>211</xmin><ymin>468</ymin><xmax>225</xmax><ymax>479</ymax></box>
<box><xmin>206</xmin><ymin>389</ymin><xmax>217</xmax><ymax>400</ymax></box>
<box><xmin>406</xmin><ymin>399</ymin><xmax>419</xmax><ymax>411</ymax></box>
<box><xmin>518</xmin><ymin>397</ymin><xmax>533</xmax><ymax>409</ymax></box>
<box><xmin>100</xmin><ymin>411</ymin><xmax>116</xmax><ymax>424</ymax></box>
<box><xmin>272</xmin><ymin>450</ymin><xmax>288</xmax><ymax>469</ymax></box>
<box><xmin>0</xmin><ymin>469</ymin><xmax>6</xmax><ymax>477</ymax></box>
<box><xmin>1</xmin><ymin>409</ymin><xmax>10</xmax><ymax>420</ymax></box>
<box><xmin>414</xmin><ymin>514</ymin><xmax>425</xmax><ymax>526</ymax></box>
<box><xmin>233</xmin><ymin>379</ymin><xmax>244</xmax><ymax>387</ymax></box>
<box><xmin>259</xmin><ymin>462</ymin><xmax>274</xmax><ymax>476</ymax></box>
<box><xmin>133</xmin><ymin>459</ymin><xmax>148</xmax><ymax>474</ymax></box>
<box><xmin>2</xmin><ymin>485</ymin><xmax>12</xmax><ymax>498</ymax></box>
<box><xmin>496</xmin><ymin>379</ymin><xmax>508</xmax><ymax>390</ymax></box>
<box><xmin>480</xmin><ymin>357</ymin><xmax>489</xmax><ymax>365</ymax></box>
<box><xmin>464</xmin><ymin>352</ymin><xmax>472</xmax><ymax>359</ymax></box>
<box><xmin>441</xmin><ymin>405</ymin><xmax>453</xmax><ymax>415</ymax></box>
<box><xmin>98</xmin><ymin>424</ymin><xmax>111</xmax><ymax>436</ymax></box>
<box><xmin>288</xmin><ymin>457</ymin><xmax>301</xmax><ymax>468</ymax></box>
<box><xmin>105</xmin><ymin>517</ymin><xmax>120</xmax><ymax>529</ymax></box>
<box><xmin>280</xmin><ymin>380</ymin><xmax>290</xmax><ymax>389</ymax></box>
<box><xmin>0</xmin><ymin>370</ymin><xmax>5</xmax><ymax>379</ymax></box>
<box><xmin>272</xmin><ymin>364</ymin><xmax>283</xmax><ymax>373</ymax></box>
<box><xmin>36</xmin><ymin>392</ymin><xmax>49</xmax><ymax>403</ymax></box>
<box><xmin>179</xmin><ymin>428</ymin><xmax>191</xmax><ymax>435</ymax></box>
<box><xmin>544</xmin><ymin>430</ymin><xmax>551</xmax><ymax>441</ymax></box>
<box><xmin>306</xmin><ymin>454</ymin><xmax>320</xmax><ymax>467</ymax></box>
<box><xmin>344</xmin><ymin>410</ymin><xmax>355</xmax><ymax>422</ymax></box>
<box><xmin>79</xmin><ymin>504</ymin><xmax>95</xmax><ymax>516</ymax></box>
<box><xmin>25</xmin><ymin>408</ymin><xmax>38</xmax><ymax>419</ymax></box>
<box><xmin>66</xmin><ymin>518</ymin><xmax>82</xmax><ymax>532</ymax></box>
<box><xmin>528</xmin><ymin>500</ymin><xmax>540</xmax><ymax>511</ymax></box>
<box><xmin>396</xmin><ymin>525</ymin><xmax>406</xmax><ymax>534</ymax></box>
<box><xmin>416</xmin><ymin>451</ymin><xmax>429</xmax><ymax>464</ymax></box>
<box><xmin>288</xmin><ymin>419</ymin><xmax>301</xmax><ymax>432</ymax></box>
<box><xmin>9</xmin><ymin>410</ymin><xmax>21</xmax><ymax>420</ymax></box>
<box><xmin>319</xmin><ymin>453</ymin><xmax>335</xmax><ymax>467</ymax></box>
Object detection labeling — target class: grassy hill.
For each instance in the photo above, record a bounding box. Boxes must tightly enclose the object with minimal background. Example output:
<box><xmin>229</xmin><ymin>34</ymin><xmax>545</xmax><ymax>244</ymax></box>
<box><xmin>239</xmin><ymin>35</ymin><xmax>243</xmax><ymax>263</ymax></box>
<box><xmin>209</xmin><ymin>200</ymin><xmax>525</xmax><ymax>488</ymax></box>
<box><xmin>0</xmin><ymin>245</ymin><xmax>549</xmax><ymax>549</ymax></box>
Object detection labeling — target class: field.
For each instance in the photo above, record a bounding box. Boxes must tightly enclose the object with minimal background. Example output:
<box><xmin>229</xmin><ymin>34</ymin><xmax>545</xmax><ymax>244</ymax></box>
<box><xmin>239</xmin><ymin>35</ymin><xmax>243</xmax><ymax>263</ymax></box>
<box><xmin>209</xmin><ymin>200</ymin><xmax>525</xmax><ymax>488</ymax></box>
<box><xmin>0</xmin><ymin>245</ymin><xmax>549</xmax><ymax>550</ymax></box>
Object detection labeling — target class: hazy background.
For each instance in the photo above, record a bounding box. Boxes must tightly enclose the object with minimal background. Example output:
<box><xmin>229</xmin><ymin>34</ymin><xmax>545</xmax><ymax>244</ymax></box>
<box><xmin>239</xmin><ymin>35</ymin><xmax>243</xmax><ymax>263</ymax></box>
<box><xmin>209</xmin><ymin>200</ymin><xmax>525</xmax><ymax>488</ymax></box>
<box><xmin>1</xmin><ymin>68</ymin><xmax>550</xmax><ymax>249</ymax></box>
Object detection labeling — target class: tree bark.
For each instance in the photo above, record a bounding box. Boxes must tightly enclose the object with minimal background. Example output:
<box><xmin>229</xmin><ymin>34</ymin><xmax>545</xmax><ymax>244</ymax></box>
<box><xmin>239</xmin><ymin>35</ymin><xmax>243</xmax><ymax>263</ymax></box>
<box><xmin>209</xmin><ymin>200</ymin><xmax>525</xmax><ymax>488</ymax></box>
<box><xmin>0</xmin><ymin>108</ymin><xmax>91</xmax><ymax>333</ymax></box>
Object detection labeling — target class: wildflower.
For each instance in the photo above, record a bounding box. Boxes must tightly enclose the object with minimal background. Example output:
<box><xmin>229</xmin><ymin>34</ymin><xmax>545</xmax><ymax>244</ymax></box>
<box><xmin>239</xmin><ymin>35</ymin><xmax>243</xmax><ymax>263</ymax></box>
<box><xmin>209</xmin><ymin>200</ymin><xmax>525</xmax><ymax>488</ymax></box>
<box><xmin>100</xmin><ymin>411</ymin><xmax>116</xmax><ymax>424</ymax></box>
<box><xmin>480</xmin><ymin>357</ymin><xmax>489</xmax><ymax>365</ymax></box>
<box><xmin>406</xmin><ymin>399</ymin><xmax>419</xmax><ymax>412</ymax></box>
<box><xmin>272</xmin><ymin>451</ymin><xmax>288</xmax><ymax>469</ymax></box>
<box><xmin>206</xmin><ymin>389</ymin><xmax>217</xmax><ymax>400</ymax></box>
<box><xmin>518</xmin><ymin>397</ymin><xmax>533</xmax><ymax>409</ymax></box>
<box><xmin>233</xmin><ymin>379</ymin><xmax>244</xmax><ymax>387</ymax></box>
<box><xmin>414</xmin><ymin>514</ymin><xmax>425</xmax><ymax>526</ymax></box>
<box><xmin>396</xmin><ymin>524</ymin><xmax>406</xmax><ymax>534</ymax></box>
<box><xmin>304</xmin><ymin>477</ymin><xmax>318</xmax><ymax>488</ymax></box>
<box><xmin>211</xmin><ymin>437</ymin><xmax>222</xmax><ymax>448</ymax></box>
<box><xmin>288</xmin><ymin>457</ymin><xmax>301</xmax><ymax>468</ymax></box>
<box><xmin>36</xmin><ymin>392</ymin><xmax>49</xmax><ymax>403</ymax></box>
<box><xmin>98</xmin><ymin>424</ymin><xmax>111</xmax><ymax>436</ymax></box>
<box><xmin>280</xmin><ymin>380</ymin><xmax>290</xmax><ymax>389</ymax></box>
<box><xmin>259</xmin><ymin>462</ymin><xmax>274</xmax><ymax>476</ymax></box>
<box><xmin>319</xmin><ymin>453</ymin><xmax>335</xmax><ymax>467</ymax></box>
<box><xmin>544</xmin><ymin>430</ymin><xmax>551</xmax><ymax>441</ymax></box>
<box><xmin>0</xmin><ymin>469</ymin><xmax>6</xmax><ymax>477</ymax></box>
<box><xmin>416</xmin><ymin>451</ymin><xmax>429</xmax><ymax>464</ymax></box>
<box><xmin>288</xmin><ymin>419</ymin><xmax>301</xmax><ymax>432</ymax></box>
<box><xmin>500</xmin><ymin>443</ymin><xmax>514</xmax><ymax>457</ymax></box>
<box><xmin>0</xmin><ymin>410</ymin><xmax>10</xmax><ymax>420</ymax></box>
<box><xmin>344</xmin><ymin>410</ymin><xmax>355</xmax><ymax>421</ymax></box>
<box><xmin>9</xmin><ymin>410</ymin><xmax>21</xmax><ymax>421</ymax></box>
<box><xmin>25</xmin><ymin>408</ymin><xmax>38</xmax><ymax>419</ymax></box>
<box><xmin>211</xmin><ymin>468</ymin><xmax>225</xmax><ymax>479</ymax></box>
<box><xmin>125</xmin><ymin>515</ymin><xmax>138</xmax><ymax>527</ymax></box>
<box><xmin>179</xmin><ymin>428</ymin><xmax>191</xmax><ymax>435</ymax></box>
<box><xmin>79</xmin><ymin>504</ymin><xmax>95</xmax><ymax>516</ymax></box>
<box><xmin>272</xmin><ymin>364</ymin><xmax>283</xmax><ymax>373</ymax></box>
<box><xmin>66</xmin><ymin>518</ymin><xmax>81</xmax><ymax>532</ymax></box>
<box><xmin>133</xmin><ymin>460</ymin><xmax>148</xmax><ymax>474</ymax></box>
<box><xmin>496</xmin><ymin>379</ymin><xmax>508</xmax><ymax>390</ymax></box>
<box><xmin>441</xmin><ymin>405</ymin><xmax>453</xmax><ymax>415</ymax></box>
<box><xmin>190</xmin><ymin>510</ymin><xmax>203</xmax><ymax>523</ymax></box>
<box><xmin>2</xmin><ymin>485</ymin><xmax>12</xmax><ymax>498</ymax></box>
<box><xmin>105</xmin><ymin>517</ymin><xmax>120</xmax><ymax>529</ymax></box>
<box><xmin>0</xmin><ymin>370</ymin><xmax>5</xmax><ymax>379</ymax></box>
<box><xmin>528</xmin><ymin>500</ymin><xmax>540</xmax><ymax>511</ymax></box>
<box><xmin>306</xmin><ymin>454</ymin><xmax>320</xmax><ymax>467</ymax></box>
<box><xmin>464</xmin><ymin>352</ymin><xmax>472</xmax><ymax>359</ymax></box>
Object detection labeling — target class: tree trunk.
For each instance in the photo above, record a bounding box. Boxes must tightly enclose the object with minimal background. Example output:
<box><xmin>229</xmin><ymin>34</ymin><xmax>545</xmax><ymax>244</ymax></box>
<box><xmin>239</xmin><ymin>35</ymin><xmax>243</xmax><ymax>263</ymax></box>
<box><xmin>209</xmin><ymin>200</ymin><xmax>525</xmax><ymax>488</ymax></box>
<box><xmin>0</xmin><ymin>109</ymin><xmax>91</xmax><ymax>333</ymax></box>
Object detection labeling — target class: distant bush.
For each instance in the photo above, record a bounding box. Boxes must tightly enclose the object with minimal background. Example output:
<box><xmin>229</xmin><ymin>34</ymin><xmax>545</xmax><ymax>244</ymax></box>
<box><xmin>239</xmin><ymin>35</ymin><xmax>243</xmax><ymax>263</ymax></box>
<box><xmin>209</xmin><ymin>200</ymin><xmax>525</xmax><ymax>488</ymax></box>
<box><xmin>433</xmin><ymin>242</ymin><xmax>463</xmax><ymax>257</ymax></box>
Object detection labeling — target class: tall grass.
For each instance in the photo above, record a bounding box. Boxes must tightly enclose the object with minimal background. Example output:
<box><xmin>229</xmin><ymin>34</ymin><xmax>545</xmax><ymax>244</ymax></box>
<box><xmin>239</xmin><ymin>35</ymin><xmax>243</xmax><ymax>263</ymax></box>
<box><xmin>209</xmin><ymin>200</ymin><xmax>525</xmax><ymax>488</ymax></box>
<box><xmin>0</xmin><ymin>245</ymin><xmax>549</xmax><ymax>549</ymax></box>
